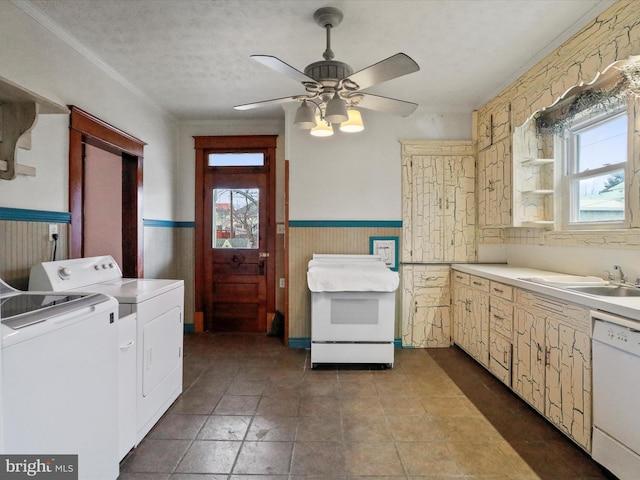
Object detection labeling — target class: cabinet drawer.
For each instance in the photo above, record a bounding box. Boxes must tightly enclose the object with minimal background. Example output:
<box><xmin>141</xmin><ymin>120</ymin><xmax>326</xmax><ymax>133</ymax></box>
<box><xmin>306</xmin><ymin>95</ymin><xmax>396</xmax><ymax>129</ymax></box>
<box><xmin>469</xmin><ymin>275</ymin><xmax>490</xmax><ymax>292</ymax></box>
<box><xmin>490</xmin><ymin>297</ymin><xmax>513</xmax><ymax>338</ymax></box>
<box><xmin>515</xmin><ymin>289</ymin><xmax>590</xmax><ymax>333</ymax></box>
<box><xmin>490</xmin><ymin>281</ymin><xmax>513</xmax><ymax>301</ymax></box>
<box><xmin>452</xmin><ymin>271</ymin><xmax>470</xmax><ymax>286</ymax></box>
<box><xmin>489</xmin><ymin>334</ymin><xmax>511</xmax><ymax>385</ymax></box>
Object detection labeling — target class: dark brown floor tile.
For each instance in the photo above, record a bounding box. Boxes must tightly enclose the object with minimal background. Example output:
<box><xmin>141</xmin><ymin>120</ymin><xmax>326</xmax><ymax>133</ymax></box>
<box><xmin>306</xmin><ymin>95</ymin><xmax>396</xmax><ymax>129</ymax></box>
<box><xmin>343</xmin><ymin>415</ymin><xmax>392</xmax><ymax>443</ymax></box>
<box><xmin>246</xmin><ymin>415</ymin><xmax>298</xmax><ymax>441</ymax></box>
<box><xmin>296</xmin><ymin>415</ymin><xmax>344</xmax><ymax>442</ymax></box>
<box><xmin>396</xmin><ymin>441</ymin><xmax>462</xmax><ymax>476</ymax></box>
<box><xmin>256</xmin><ymin>395</ymin><xmax>301</xmax><ymax>416</ymax></box>
<box><xmin>120</xmin><ymin>439</ymin><xmax>191</xmax><ymax>473</ymax></box>
<box><xmin>233</xmin><ymin>441</ymin><xmax>293</xmax><ymax>475</ymax></box>
<box><xmin>213</xmin><ymin>395</ymin><xmax>260</xmax><ymax>415</ymax></box>
<box><xmin>197</xmin><ymin>415</ymin><xmax>251</xmax><ymax>440</ymax></box>
<box><xmin>291</xmin><ymin>441</ymin><xmax>346</xmax><ymax>476</ymax></box>
<box><xmin>148</xmin><ymin>413</ymin><xmax>208</xmax><ymax>439</ymax></box>
<box><xmin>174</xmin><ymin>440</ymin><xmax>241</xmax><ymax>474</ymax></box>
<box><xmin>344</xmin><ymin>441</ymin><xmax>404</xmax><ymax>476</ymax></box>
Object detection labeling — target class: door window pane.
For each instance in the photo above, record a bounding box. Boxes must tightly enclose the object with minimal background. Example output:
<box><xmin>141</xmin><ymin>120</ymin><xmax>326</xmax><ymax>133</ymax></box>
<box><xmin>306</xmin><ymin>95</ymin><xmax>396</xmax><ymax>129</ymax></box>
<box><xmin>213</xmin><ymin>188</ymin><xmax>259</xmax><ymax>248</ymax></box>
<box><xmin>208</xmin><ymin>153</ymin><xmax>264</xmax><ymax>167</ymax></box>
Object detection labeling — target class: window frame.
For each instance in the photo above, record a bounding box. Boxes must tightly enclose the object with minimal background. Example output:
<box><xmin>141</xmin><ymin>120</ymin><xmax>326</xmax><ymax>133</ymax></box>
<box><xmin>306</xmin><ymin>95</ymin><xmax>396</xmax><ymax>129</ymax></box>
<box><xmin>558</xmin><ymin>103</ymin><xmax>631</xmax><ymax>230</ymax></box>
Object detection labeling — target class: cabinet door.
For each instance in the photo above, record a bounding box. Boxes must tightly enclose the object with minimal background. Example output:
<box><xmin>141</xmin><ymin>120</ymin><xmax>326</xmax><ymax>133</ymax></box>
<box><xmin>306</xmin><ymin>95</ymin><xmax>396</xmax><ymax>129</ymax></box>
<box><xmin>401</xmin><ymin>265</ymin><xmax>450</xmax><ymax>348</ymax></box>
<box><xmin>443</xmin><ymin>155</ymin><xmax>476</xmax><ymax>262</ymax></box>
<box><xmin>545</xmin><ymin>314</ymin><xmax>592</xmax><ymax>450</ymax></box>
<box><xmin>478</xmin><ymin>137</ymin><xmax>512</xmax><ymax>227</ymax></box>
<box><xmin>468</xmin><ymin>286</ymin><xmax>490</xmax><ymax>366</ymax></box>
<box><xmin>513</xmin><ymin>305</ymin><xmax>545</xmax><ymax>414</ymax></box>
<box><xmin>489</xmin><ymin>333</ymin><xmax>511</xmax><ymax>386</ymax></box>
<box><xmin>408</xmin><ymin>155</ymin><xmax>444</xmax><ymax>262</ymax></box>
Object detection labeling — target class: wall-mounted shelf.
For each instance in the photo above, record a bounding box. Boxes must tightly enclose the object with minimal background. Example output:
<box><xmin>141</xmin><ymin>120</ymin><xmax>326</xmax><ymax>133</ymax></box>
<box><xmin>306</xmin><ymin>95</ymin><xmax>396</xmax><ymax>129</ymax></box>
<box><xmin>0</xmin><ymin>75</ymin><xmax>69</xmax><ymax>180</ymax></box>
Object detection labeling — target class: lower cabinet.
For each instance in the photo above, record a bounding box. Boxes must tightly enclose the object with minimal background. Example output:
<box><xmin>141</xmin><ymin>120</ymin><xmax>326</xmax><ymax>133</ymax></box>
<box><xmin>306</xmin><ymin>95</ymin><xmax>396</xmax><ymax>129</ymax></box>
<box><xmin>401</xmin><ymin>264</ymin><xmax>451</xmax><ymax>347</ymax></box>
<box><xmin>452</xmin><ymin>272</ymin><xmax>489</xmax><ymax>366</ymax></box>
<box><xmin>488</xmin><ymin>282</ymin><xmax>514</xmax><ymax>386</ymax></box>
<box><xmin>513</xmin><ymin>289</ymin><xmax>592</xmax><ymax>450</ymax></box>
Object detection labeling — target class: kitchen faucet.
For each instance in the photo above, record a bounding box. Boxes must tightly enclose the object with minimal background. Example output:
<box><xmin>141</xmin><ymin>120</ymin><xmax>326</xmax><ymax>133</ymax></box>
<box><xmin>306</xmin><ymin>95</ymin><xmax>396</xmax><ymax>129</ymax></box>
<box><xmin>614</xmin><ymin>265</ymin><xmax>627</xmax><ymax>284</ymax></box>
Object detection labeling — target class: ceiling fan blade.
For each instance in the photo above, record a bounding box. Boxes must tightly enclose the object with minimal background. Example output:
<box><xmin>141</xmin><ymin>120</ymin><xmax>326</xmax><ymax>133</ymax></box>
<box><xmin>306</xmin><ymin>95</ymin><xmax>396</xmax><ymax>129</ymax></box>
<box><xmin>251</xmin><ymin>55</ymin><xmax>319</xmax><ymax>85</ymax></box>
<box><xmin>234</xmin><ymin>96</ymin><xmax>297</xmax><ymax>111</ymax></box>
<box><xmin>345</xmin><ymin>53</ymin><xmax>420</xmax><ymax>91</ymax></box>
<box><xmin>353</xmin><ymin>93</ymin><xmax>418</xmax><ymax>117</ymax></box>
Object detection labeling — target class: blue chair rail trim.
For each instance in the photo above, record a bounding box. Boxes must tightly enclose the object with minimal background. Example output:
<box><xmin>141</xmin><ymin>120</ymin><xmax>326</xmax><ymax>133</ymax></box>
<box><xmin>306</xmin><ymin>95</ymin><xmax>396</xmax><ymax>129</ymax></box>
<box><xmin>0</xmin><ymin>207</ymin><xmax>71</xmax><ymax>223</ymax></box>
<box><xmin>289</xmin><ymin>220</ymin><xmax>402</xmax><ymax>228</ymax></box>
<box><xmin>144</xmin><ymin>219</ymin><xmax>195</xmax><ymax>228</ymax></box>
<box><xmin>288</xmin><ymin>338</ymin><xmax>404</xmax><ymax>349</ymax></box>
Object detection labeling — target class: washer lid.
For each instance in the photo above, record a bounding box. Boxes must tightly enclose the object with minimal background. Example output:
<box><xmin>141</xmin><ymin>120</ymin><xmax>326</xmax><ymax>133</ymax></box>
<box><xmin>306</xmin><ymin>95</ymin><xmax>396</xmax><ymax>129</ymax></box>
<box><xmin>1</xmin><ymin>292</ymin><xmax>110</xmax><ymax>329</ymax></box>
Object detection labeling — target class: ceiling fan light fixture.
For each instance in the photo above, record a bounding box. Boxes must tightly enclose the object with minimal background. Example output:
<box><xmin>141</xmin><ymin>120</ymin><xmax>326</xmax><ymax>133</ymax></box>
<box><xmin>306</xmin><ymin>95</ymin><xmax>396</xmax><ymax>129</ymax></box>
<box><xmin>340</xmin><ymin>108</ymin><xmax>364</xmax><ymax>133</ymax></box>
<box><xmin>310</xmin><ymin>116</ymin><xmax>334</xmax><ymax>137</ymax></box>
<box><xmin>294</xmin><ymin>100</ymin><xmax>317</xmax><ymax>129</ymax></box>
<box><xmin>324</xmin><ymin>93</ymin><xmax>348</xmax><ymax>124</ymax></box>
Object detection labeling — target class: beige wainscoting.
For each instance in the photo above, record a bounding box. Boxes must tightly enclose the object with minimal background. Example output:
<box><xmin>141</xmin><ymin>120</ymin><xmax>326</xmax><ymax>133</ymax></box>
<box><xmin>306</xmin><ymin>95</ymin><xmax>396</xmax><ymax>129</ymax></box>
<box><xmin>0</xmin><ymin>219</ymin><xmax>69</xmax><ymax>289</ymax></box>
<box><xmin>288</xmin><ymin>225</ymin><xmax>402</xmax><ymax>341</ymax></box>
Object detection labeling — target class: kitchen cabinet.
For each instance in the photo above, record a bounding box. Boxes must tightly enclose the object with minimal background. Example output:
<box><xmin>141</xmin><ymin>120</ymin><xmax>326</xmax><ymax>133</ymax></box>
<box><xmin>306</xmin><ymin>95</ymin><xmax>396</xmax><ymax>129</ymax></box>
<box><xmin>488</xmin><ymin>282</ymin><xmax>514</xmax><ymax>386</ymax></box>
<box><xmin>452</xmin><ymin>272</ymin><xmax>489</xmax><ymax>366</ymax></box>
<box><xmin>478</xmin><ymin>136</ymin><xmax>512</xmax><ymax>227</ymax></box>
<box><xmin>476</xmin><ymin>102</ymin><xmax>511</xmax><ymax>152</ymax></box>
<box><xmin>402</xmin><ymin>264</ymin><xmax>450</xmax><ymax>347</ymax></box>
<box><xmin>513</xmin><ymin>289</ymin><xmax>591</xmax><ymax>450</ymax></box>
<box><xmin>401</xmin><ymin>141</ymin><xmax>476</xmax><ymax>263</ymax></box>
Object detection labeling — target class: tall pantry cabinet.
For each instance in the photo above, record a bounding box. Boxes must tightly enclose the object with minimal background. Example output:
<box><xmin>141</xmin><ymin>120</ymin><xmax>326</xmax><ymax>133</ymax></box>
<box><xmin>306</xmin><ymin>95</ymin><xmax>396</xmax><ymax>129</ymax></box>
<box><xmin>401</xmin><ymin>141</ymin><xmax>476</xmax><ymax>347</ymax></box>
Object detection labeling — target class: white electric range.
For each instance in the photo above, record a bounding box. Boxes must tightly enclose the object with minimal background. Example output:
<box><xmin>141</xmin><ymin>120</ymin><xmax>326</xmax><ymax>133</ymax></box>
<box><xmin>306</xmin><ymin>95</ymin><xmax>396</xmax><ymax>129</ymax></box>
<box><xmin>29</xmin><ymin>255</ymin><xmax>184</xmax><ymax>459</ymax></box>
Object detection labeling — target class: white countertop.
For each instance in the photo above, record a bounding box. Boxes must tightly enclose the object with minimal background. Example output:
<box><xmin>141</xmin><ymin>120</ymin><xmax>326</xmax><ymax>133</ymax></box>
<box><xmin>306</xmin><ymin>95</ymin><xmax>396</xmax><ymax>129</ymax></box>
<box><xmin>451</xmin><ymin>264</ymin><xmax>640</xmax><ymax>322</ymax></box>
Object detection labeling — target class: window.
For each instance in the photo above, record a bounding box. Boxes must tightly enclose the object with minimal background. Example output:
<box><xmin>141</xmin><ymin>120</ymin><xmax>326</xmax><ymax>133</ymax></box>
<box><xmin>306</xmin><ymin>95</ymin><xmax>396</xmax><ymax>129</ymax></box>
<box><xmin>561</xmin><ymin>108</ymin><xmax>628</xmax><ymax>228</ymax></box>
<box><xmin>212</xmin><ymin>188</ymin><xmax>259</xmax><ymax>248</ymax></box>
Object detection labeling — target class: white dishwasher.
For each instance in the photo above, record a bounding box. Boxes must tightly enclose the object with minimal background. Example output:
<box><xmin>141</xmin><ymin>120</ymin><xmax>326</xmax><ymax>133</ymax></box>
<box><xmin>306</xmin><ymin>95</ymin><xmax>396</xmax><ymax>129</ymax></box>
<box><xmin>591</xmin><ymin>310</ymin><xmax>640</xmax><ymax>479</ymax></box>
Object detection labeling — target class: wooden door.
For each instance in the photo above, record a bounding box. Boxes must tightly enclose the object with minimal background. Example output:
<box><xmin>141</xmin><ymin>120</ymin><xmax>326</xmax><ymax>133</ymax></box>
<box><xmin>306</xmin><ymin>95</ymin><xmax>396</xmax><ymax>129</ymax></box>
<box><xmin>195</xmin><ymin>136</ymin><xmax>277</xmax><ymax>333</ymax></box>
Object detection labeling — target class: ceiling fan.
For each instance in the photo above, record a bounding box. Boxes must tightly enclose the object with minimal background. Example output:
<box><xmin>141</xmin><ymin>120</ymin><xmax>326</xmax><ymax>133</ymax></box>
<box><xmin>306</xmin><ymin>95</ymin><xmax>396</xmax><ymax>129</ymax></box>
<box><xmin>233</xmin><ymin>7</ymin><xmax>420</xmax><ymax>133</ymax></box>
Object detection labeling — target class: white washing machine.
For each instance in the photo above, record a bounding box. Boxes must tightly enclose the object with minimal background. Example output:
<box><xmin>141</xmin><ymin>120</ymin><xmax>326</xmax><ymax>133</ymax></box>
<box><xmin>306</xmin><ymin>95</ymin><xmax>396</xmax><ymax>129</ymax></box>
<box><xmin>0</xmin><ymin>279</ymin><xmax>119</xmax><ymax>479</ymax></box>
<box><xmin>29</xmin><ymin>256</ymin><xmax>184</xmax><ymax>457</ymax></box>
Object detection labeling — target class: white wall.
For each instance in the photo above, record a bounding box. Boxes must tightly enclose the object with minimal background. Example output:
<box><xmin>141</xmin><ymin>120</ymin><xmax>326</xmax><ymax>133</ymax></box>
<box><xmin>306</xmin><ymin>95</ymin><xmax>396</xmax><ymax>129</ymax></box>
<box><xmin>0</xmin><ymin>2</ymin><xmax>177</xmax><ymax>220</ymax></box>
<box><xmin>286</xmin><ymin>106</ymin><xmax>472</xmax><ymax>221</ymax></box>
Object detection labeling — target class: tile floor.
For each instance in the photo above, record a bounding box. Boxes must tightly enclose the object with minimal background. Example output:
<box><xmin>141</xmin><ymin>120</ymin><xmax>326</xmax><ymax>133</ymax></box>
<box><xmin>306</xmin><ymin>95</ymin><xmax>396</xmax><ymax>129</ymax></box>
<box><xmin>118</xmin><ymin>333</ymin><xmax>615</xmax><ymax>480</ymax></box>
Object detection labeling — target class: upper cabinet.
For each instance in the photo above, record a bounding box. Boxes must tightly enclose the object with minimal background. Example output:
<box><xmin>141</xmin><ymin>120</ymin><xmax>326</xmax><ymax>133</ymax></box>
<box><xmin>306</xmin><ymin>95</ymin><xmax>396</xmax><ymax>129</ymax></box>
<box><xmin>0</xmin><ymin>75</ymin><xmax>69</xmax><ymax>180</ymax></box>
<box><xmin>401</xmin><ymin>141</ymin><xmax>476</xmax><ymax>263</ymax></box>
<box><xmin>478</xmin><ymin>136</ymin><xmax>512</xmax><ymax>227</ymax></box>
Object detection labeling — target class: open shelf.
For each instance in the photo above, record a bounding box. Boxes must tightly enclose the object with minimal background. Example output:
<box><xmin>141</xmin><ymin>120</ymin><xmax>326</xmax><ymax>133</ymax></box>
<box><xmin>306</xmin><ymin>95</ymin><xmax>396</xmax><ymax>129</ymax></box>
<box><xmin>522</xmin><ymin>189</ymin><xmax>554</xmax><ymax>195</ymax></box>
<box><xmin>521</xmin><ymin>158</ymin><xmax>554</xmax><ymax>166</ymax></box>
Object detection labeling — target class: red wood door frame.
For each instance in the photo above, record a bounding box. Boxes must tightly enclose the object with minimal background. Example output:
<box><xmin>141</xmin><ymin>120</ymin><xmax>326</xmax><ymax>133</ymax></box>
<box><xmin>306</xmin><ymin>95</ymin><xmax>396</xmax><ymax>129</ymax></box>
<box><xmin>194</xmin><ymin>135</ymin><xmax>277</xmax><ymax>331</ymax></box>
<box><xmin>68</xmin><ymin>106</ymin><xmax>145</xmax><ymax>277</ymax></box>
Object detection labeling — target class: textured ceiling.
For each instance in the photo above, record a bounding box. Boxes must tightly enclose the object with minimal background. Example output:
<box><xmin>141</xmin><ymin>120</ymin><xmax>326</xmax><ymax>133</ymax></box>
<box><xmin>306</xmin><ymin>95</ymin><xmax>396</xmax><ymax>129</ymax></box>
<box><xmin>24</xmin><ymin>0</ymin><xmax>616</xmax><ymax>121</ymax></box>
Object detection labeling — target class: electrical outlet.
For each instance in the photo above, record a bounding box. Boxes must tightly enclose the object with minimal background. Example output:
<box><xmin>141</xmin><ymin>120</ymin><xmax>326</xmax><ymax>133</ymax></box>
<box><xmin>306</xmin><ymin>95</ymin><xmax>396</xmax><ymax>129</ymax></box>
<box><xmin>279</xmin><ymin>278</ymin><xmax>285</xmax><ymax>288</ymax></box>
<box><xmin>48</xmin><ymin>224</ymin><xmax>58</xmax><ymax>241</ymax></box>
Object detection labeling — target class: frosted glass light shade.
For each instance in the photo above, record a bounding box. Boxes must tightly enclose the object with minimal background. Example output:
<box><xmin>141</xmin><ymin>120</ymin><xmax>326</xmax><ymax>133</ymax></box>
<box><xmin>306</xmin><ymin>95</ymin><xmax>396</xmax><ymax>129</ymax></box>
<box><xmin>340</xmin><ymin>109</ymin><xmax>364</xmax><ymax>132</ymax></box>
<box><xmin>310</xmin><ymin>117</ymin><xmax>333</xmax><ymax>137</ymax></box>
<box><xmin>293</xmin><ymin>101</ymin><xmax>317</xmax><ymax>129</ymax></box>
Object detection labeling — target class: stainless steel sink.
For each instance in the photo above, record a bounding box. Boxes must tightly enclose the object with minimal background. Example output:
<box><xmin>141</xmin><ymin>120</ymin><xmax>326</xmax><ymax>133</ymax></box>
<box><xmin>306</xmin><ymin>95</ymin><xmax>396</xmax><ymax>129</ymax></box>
<box><xmin>567</xmin><ymin>285</ymin><xmax>640</xmax><ymax>297</ymax></box>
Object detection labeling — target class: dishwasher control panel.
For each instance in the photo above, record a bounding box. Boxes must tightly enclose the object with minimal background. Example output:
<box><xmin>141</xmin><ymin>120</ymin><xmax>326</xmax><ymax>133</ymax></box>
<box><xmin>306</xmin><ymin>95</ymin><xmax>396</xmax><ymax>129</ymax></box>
<box><xmin>593</xmin><ymin>315</ymin><xmax>640</xmax><ymax>356</ymax></box>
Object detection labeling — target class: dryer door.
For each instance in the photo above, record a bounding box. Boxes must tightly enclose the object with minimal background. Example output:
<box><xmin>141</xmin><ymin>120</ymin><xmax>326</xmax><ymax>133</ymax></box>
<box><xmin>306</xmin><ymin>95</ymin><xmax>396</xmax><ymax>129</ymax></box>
<box><xmin>143</xmin><ymin>306</ymin><xmax>182</xmax><ymax>396</ymax></box>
